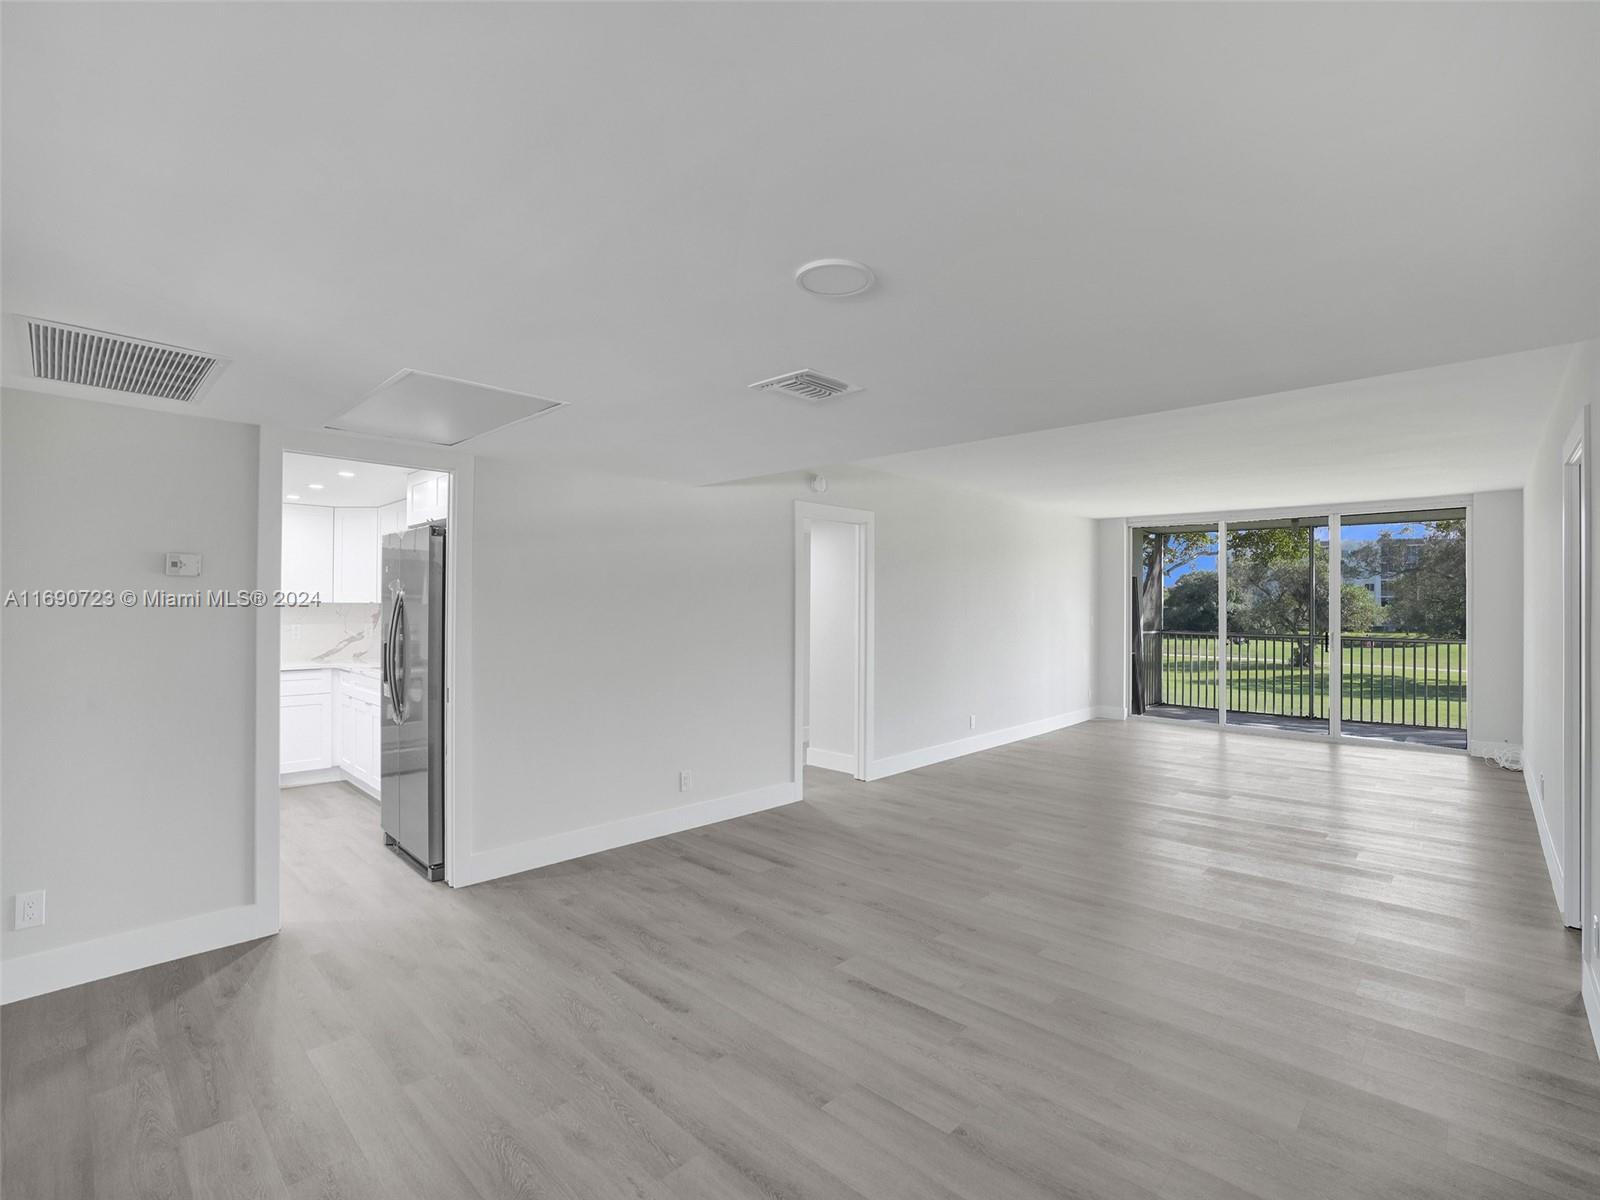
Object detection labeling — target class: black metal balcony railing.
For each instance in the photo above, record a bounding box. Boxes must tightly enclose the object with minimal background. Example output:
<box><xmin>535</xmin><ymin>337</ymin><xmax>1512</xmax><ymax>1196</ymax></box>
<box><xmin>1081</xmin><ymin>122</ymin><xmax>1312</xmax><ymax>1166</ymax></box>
<box><xmin>1138</xmin><ymin>630</ymin><xmax>1466</xmax><ymax>732</ymax></box>
<box><xmin>1226</xmin><ymin>633</ymin><xmax>1326</xmax><ymax>720</ymax></box>
<box><xmin>1340</xmin><ymin>636</ymin><xmax>1465</xmax><ymax>731</ymax></box>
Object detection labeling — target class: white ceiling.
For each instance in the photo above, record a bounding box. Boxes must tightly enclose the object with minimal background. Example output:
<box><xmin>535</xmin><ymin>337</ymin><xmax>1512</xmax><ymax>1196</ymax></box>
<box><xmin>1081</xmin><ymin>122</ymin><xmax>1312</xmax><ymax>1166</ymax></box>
<box><xmin>282</xmin><ymin>453</ymin><xmax>410</xmax><ymax>509</ymax></box>
<box><xmin>865</xmin><ymin>344</ymin><xmax>1580</xmax><ymax>518</ymax></box>
<box><xmin>3</xmin><ymin>3</ymin><xmax>1597</xmax><ymax>488</ymax></box>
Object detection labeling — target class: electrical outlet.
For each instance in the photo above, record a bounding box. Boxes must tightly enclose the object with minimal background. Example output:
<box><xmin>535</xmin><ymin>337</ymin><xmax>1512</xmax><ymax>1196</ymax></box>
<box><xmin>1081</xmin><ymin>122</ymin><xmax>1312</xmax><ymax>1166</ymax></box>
<box><xmin>969</xmin><ymin>714</ymin><xmax>976</xmax><ymax>731</ymax></box>
<box><xmin>679</xmin><ymin>770</ymin><xmax>693</xmax><ymax>793</ymax></box>
<box><xmin>1539</xmin><ymin>772</ymin><xmax>1546</xmax><ymax>800</ymax></box>
<box><xmin>15</xmin><ymin>890</ymin><xmax>45</xmax><ymax>930</ymax></box>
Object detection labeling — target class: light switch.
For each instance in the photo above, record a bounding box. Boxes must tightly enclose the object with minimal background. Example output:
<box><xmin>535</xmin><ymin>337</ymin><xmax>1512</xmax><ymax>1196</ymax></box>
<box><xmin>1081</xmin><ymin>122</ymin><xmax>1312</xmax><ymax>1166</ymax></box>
<box><xmin>165</xmin><ymin>552</ymin><xmax>202</xmax><ymax>577</ymax></box>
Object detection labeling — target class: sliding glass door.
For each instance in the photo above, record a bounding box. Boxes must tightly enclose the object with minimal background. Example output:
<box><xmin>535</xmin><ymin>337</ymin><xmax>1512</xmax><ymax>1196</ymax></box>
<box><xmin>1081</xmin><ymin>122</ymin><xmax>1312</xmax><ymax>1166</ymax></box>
<box><xmin>1133</xmin><ymin>525</ymin><xmax>1219</xmax><ymax>722</ymax></box>
<box><xmin>1338</xmin><ymin>509</ymin><xmax>1467</xmax><ymax>748</ymax></box>
<box><xmin>1129</xmin><ymin>506</ymin><xmax>1469</xmax><ymax>747</ymax></box>
<box><xmin>1224</xmin><ymin>517</ymin><xmax>1331</xmax><ymax>734</ymax></box>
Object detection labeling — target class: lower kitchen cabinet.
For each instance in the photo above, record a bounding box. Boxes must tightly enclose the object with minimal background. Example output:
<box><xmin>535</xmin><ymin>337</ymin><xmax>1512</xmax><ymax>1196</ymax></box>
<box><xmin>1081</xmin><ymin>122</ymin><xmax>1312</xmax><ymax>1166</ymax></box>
<box><xmin>337</xmin><ymin>673</ymin><xmax>381</xmax><ymax>794</ymax></box>
<box><xmin>280</xmin><ymin>672</ymin><xmax>333</xmax><ymax>773</ymax></box>
<box><xmin>280</xmin><ymin>667</ymin><xmax>380</xmax><ymax>797</ymax></box>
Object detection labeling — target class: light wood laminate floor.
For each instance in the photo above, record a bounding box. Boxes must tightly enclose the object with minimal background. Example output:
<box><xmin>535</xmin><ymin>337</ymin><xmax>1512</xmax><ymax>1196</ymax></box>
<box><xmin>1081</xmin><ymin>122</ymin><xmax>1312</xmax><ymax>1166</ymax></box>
<box><xmin>5</xmin><ymin>719</ymin><xmax>1599</xmax><ymax>1199</ymax></box>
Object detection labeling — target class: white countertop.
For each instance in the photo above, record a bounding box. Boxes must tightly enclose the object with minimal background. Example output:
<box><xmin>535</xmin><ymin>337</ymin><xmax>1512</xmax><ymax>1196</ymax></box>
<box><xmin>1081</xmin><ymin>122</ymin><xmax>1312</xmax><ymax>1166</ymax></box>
<box><xmin>282</xmin><ymin>661</ymin><xmax>380</xmax><ymax>677</ymax></box>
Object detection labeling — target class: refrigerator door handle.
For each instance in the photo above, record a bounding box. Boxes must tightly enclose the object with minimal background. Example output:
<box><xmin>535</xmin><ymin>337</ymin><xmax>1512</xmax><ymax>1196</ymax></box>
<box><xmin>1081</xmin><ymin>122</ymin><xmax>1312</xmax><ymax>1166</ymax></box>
<box><xmin>385</xmin><ymin>591</ymin><xmax>406</xmax><ymax>724</ymax></box>
<box><xmin>393</xmin><ymin>593</ymin><xmax>409</xmax><ymax>724</ymax></box>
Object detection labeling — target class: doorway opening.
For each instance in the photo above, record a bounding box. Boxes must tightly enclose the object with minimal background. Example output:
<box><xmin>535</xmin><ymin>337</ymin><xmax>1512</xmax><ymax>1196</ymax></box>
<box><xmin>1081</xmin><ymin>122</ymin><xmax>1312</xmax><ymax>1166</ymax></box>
<box><xmin>793</xmin><ymin>502</ymin><xmax>873</xmax><ymax>792</ymax></box>
<box><xmin>276</xmin><ymin>451</ymin><xmax>454</xmax><ymax>886</ymax></box>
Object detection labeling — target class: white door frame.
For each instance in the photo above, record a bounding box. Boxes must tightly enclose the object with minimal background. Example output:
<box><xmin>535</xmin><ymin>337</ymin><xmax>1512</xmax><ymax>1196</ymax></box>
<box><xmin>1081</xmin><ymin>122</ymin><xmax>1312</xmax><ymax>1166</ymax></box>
<box><xmin>793</xmin><ymin>501</ymin><xmax>874</xmax><ymax>785</ymax></box>
<box><xmin>1562</xmin><ymin>408</ymin><xmax>1590</xmax><ymax>930</ymax></box>
<box><xmin>255</xmin><ymin>426</ymin><xmax>476</xmax><ymax>930</ymax></box>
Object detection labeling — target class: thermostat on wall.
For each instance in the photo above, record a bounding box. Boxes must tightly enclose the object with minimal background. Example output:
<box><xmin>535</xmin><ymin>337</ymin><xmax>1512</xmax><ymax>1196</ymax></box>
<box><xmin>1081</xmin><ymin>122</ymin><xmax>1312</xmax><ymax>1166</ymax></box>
<box><xmin>165</xmin><ymin>552</ymin><xmax>202</xmax><ymax>577</ymax></box>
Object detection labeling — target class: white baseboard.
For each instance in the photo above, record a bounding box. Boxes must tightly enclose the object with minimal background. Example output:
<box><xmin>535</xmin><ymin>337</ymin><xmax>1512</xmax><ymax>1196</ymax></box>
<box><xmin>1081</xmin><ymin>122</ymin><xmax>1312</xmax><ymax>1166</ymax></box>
<box><xmin>281</xmin><ymin>767</ymin><xmax>379</xmax><ymax>799</ymax></box>
<box><xmin>1092</xmin><ymin>705</ymin><xmax>1127</xmax><ymax>721</ymax></box>
<box><xmin>2</xmin><ymin>902</ymin><xmax>277</xmax><ymax>1005</ymax></box>
<box><xmin>866</xmin><ymin>707</ymin><xmax>1098</xmax><ymax>781</ymax></box>
<box><xmin>1524</xmin><ymin>766</ymin><xmax>1569</xmax><ymax>921</ymax></box>
<box><xmin>454</xmin><ymin>780</ymin><xmax>801</xmax><ymax>888</ymax></box>
<box><xmin>805</xmin><ymin>746</ymin><xmax>858</xmax><ymax>775</ymax></box>
<box><xmin>280</xmin><ymin>767</ymin><xmax>342</xmax><ymax>787</ymax></box>
<box><xmin>1468</xmin><ymin>738</ymin><xmax>1522</xmax><ymax>762</ymax></box>
<box><xmin>1584</xmin><ymin>959</ymin><xmax>1600</xmax><ymax>1064</ymax></box>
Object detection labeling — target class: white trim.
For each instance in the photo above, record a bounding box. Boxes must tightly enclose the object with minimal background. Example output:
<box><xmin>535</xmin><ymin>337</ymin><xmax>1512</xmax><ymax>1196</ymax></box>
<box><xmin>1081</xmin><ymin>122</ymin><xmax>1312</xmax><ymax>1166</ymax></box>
<box><xmin>1583</xmin><ymin>958</ymin><xmax>1600</xmax><ymax>1064</ymax></box>
<box><xmin>1561</xmin><ymin>406</ymin><xmax>1590</xmax><ymax>930</ymax></box>
<box><xmin>2</xmin><ymin>904</ymin><xmax>276</xmax><ymax>1005</ymax></box>
<box><xmin>1093</xmin><ymin>705</ymin><xmax>1128</xmax><ymax>721</ymax></box>
<box><xmin>280</xmin><ymin>767</ymin><xmax>344</xmax><ymax>788</ymax></box>
<box><xmin>451</xmin><ymin>781</ymin><xmax>800</xmax><ymax>888</ymax></box>
<box><xmin>865</xmin><ymin>708</ymin><xmax>1098</xmax><ymax>781</ymax></box>
<box><xmin>1467</xmin><ymin>738</ymin><xmax>1523</xmax><ymax>761</ymax></box>
<box><xmin>805</xmin><ymin>747</ymin><xmax>858</xmax><ymax>774</ymax></box>
<box><xmin>279</xmin><ymin>767</ymin><xmax>380</xmax><ymax>799</ymax></box>
<box><xmin>1528</xmin><ymin>767</ymin><xmax>1568</xmax><ymax>915</ymax></box>
<box><xmin>793</xmin><ymin>501</ymin><xmax>875</xmax><ymax>786</ymax></box>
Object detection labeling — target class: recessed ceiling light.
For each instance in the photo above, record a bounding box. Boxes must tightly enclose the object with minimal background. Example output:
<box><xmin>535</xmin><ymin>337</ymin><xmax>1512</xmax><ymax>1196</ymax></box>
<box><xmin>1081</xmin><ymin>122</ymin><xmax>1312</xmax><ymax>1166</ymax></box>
<box><xmin>286</xmin><ymin>493</ymin><xmax>301</xmax><ymax>500</ymax></box>
<box><xmin>308</xmin><ymin>483</ymin><xmax>324</xmax><ymax>490</ymax></box>
<box><xmin>337</xmin><ymin>470</ymin><xmax>355</xmax><ymax>478</ymax></box>
<box><xmin>795</xmin><ymin>258</ymin><xmax>875</xmax><ymax>298</ymax></box>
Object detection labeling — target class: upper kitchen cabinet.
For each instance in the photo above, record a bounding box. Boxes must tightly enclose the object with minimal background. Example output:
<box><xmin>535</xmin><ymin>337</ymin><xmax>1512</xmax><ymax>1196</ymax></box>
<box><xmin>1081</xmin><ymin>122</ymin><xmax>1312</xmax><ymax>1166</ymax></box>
<box><xmin>378</xmin><ymin>499</ymin><xmax>407</xmax><ymax>539</ymax></box>
<box><xmin>282</xmin><ymin>505</ymin><xmax>334</xmax><ymax>598</ymax></box>
<box><xmin>332</xmin><ymin>507</ymin><xmax>380</xmax><ymax>603</ymax></box>
<box><xmin>405</xmin><ymin>470</ymin><xmax>450</xmax><ymax>526</ymax></box>
<box><xmin>284</xmin><ymin>503</ymin><xmax>383</xmax><ymax>602</ymax></box>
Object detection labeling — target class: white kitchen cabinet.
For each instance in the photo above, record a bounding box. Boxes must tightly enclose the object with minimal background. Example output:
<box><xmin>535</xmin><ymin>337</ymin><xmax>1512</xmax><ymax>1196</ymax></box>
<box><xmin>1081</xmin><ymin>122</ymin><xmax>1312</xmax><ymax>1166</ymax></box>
<box><xmin>405</xmin><ymin>470</ymin><xmax>450</xmax><ymax>526</ymax></box>
<box><xmin>280</xmin><ymin>670</ymin><xmax>333</xmax><ymax>773</ymax></box>
<box><xmin>282</xmin><ymin>668</ymin><xmax>381</xmax><ymax>796</ymax></box>
<box><xmin>335</xmin><ymin>672</ymin><xmax>381</xmax><ymax>796</ymax></box>
<box><xmin>332</xmin><ymin>506</ymin><xmax>380</xmax><ymax>603</ymax></box>
<box><xmin>282</xmin><ymin>505</ymin><xmax>334</xmax><ymax>599</ymax></box>
<box><xmin>378</xmin><ymin>499</ymin><xmax>407</xmax><ymax>539</ymax></box>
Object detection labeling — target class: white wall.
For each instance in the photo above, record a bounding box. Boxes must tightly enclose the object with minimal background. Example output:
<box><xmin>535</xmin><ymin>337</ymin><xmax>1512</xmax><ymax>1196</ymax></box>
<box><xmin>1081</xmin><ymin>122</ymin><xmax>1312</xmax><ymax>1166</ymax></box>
<box><xmin>1093</xmin><ymin>519</ymin><xmax>1130</xmax><ymax>716</ymax></box>
<box><xmin>466</xmin><ymin>463</ymin><xmax>1100</xmax><ymax>879</ymax></box>
<box><xmin>1</xmin><ymin>389</ymin><xmax>260</xmax><ymax>969</ymax></box>
<box><xmin>806</xmin><ymin>520</ymin><xmax>859</xmax><ymax>768</ymax></box>
<box><xmin>1468</xmin><ymin>489</ymin><xmax>1524</xmax><ymax>755</ymax></box>
<box><xmin>1523</xmin><ymin>339</ymin><xmax>1598</xmax><ymax>917</ymax></box>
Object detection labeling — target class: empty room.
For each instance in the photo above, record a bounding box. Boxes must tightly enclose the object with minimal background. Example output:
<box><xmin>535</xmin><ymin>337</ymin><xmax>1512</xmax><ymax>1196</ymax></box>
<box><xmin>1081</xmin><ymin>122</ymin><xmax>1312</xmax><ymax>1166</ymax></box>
<box><xmin>3</xmin><ymin>3</ymin><xmax>1599</xmax><ymax>1198</ymax></box>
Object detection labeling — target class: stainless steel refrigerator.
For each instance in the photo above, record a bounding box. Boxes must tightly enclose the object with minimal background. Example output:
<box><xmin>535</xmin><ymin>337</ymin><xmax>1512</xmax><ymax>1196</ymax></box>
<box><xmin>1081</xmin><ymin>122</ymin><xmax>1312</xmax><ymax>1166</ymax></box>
<box><xmin>381</xmin><ymin>522</ymin><xmax>446</xmax><ymax>880</ymax></box>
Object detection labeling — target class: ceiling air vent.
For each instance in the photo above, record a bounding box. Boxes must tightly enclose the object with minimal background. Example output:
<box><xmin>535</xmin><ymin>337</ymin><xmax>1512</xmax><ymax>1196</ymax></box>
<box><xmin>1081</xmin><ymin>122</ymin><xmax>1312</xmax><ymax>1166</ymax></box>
<box><xmin>747</xmin><ymin>369</ymin><xmax>861</xmax><ymax>402</ymax></box>
<box><xmin>18</xmin><ymin>317</ymin><xmax>226</xmax><ymax>403</ymax></box>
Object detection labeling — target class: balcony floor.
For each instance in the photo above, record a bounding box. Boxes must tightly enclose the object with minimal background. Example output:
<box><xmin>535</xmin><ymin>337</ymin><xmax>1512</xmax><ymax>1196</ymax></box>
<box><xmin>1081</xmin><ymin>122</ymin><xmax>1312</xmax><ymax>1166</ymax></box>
<box><xmin>1142</xmin><ymin>705</ymin><xmax>1466</xmax><ymax>749</ymax></box>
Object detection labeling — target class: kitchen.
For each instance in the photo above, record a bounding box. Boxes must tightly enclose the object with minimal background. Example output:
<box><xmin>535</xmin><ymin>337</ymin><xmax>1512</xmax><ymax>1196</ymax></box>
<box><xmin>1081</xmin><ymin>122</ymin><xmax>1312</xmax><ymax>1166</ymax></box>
<box><xmin>279</xmin><ymin>453</ymin><xmax>447</xmax><ymax>852</ymax></box>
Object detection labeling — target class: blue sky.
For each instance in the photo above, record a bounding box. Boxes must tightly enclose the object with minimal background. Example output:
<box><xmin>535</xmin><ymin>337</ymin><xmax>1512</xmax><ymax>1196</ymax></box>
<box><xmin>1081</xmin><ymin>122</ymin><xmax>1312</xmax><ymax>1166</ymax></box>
<box><xmin>1161</xmin><ymin>521</ymin><xmax>1425</xmax><ymax>585</ymax></box>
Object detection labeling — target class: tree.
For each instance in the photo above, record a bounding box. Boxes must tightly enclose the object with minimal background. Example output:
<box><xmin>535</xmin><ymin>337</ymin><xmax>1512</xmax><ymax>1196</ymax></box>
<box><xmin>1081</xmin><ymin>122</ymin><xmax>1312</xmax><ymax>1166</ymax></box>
<box><xmin>1139</xmin><ymin>529</ymin><xmax>1216</xmax><ymax>631</ymax></box>
<box><xmin>1225</xmin><ymin>526</ymin><xmax>1328</xmax><ymax>638</ymax></box>
<box><xmin>1340</xmin><ymin>583</ymin><xmax>1382</xmax><ymax>633</ymax></box>
<box><xmin>1385</xmin><ymin>522</ymin><xmax>1465</xmax><ymax>636</ymax></box>
<box><xmin>1162</xmin><ymin>570</ymin><xmax>1218</xmax><ymax>631</ymax></box>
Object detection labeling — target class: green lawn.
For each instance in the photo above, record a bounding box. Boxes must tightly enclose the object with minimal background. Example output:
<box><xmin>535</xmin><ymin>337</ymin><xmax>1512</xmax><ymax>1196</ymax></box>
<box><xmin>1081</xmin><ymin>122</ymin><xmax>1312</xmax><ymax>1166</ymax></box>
<box><xmin>1148</xmin><ymin>632</ymin><xmax>1466</xmax><ymax>729</ymax></box>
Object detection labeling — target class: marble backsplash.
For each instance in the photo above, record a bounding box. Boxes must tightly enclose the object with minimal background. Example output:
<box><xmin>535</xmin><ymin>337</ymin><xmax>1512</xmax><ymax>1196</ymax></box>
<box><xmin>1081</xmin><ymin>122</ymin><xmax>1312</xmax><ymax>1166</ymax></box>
<box><xmin>282</xmin><ymin>603</ymin><xmax>382</xmax><ymax>666</ymax></box>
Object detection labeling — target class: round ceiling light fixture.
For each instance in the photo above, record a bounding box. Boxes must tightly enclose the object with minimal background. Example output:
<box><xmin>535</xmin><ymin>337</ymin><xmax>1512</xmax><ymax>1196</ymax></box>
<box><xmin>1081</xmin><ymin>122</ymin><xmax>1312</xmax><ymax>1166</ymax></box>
<box><xmin>795</xmin><ymin>258</ymin><xmax>876</xmax><ymax>298</ymax></box>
